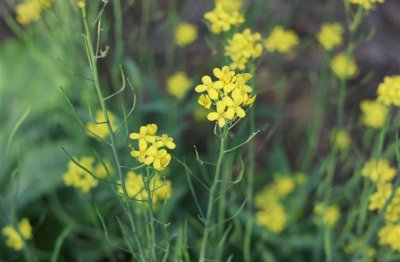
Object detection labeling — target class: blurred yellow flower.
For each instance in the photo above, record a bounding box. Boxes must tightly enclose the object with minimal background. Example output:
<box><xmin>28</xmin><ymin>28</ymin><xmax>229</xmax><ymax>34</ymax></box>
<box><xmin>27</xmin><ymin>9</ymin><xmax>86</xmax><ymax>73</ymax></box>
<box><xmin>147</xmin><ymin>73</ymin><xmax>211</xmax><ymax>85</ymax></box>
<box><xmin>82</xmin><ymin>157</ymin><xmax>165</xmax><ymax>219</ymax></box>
<box><xmin>216</xmin><ymin>0</ymin><xmax>243</xmax><ymax>11</ymax></box>
<box><xmin>361</xmin><ymin>159</ymin><xmax>396</xmax><ymax>184</ymax></box>
<box><xmin>174</xmin><ymin>22</ymin><xmax>198</xmax><ymax>46</ymax></box>
<box><xmin>86</xmin><ymin>110</ymin><xmax>118</xmax><ymax>139</ymax></box>
<box><xmin>347</xmin><ymin>0</ymin><xmax>385</xmax><ymax>10</ymax></box>
<box><xmin>119</xmin><ymin>171</ymin><xmax>172</xmax><ymax>204</ymax></box>
<box><xmin>16</xmin><ymin>0</ymin><xmax>52</xmax><ymax>25</ymax></box>
<box><xmin>256</xmin><ymin>199</ymin><xmax>287</xmax><ymax>233</ymax></box>
<box><xmin>378</xmin><ymin>223</ymin><xmax>400</xmax><ymax>251</ymax></box>
<box><xmin>368</xmin><ymin>183</ymin><xmax>392</xmax><ymax>211</ymax></box>
<box><xmin>317</xmin><ymin>23</ymin><xmax>343</xmax><ymax>51</ymax></box>
<box><xmin>204</xmin><ymin>1</ymin><xmax>244</xmax><ymax>34</ymax></box>
<box><xmin>76</xmin><ymin>1</ymin><xmax>85</xmax><ymax>9</ymax></box>
<box><xmin>2</xmin><ymin>218</ymin><xmax>32</xmax><ymax>251</ymax></box>
<box><xmin>167</xmin><ymin>72</ymin><xmax>192</xmax><ymax>99</ymax></box>
<box><xmin>63</xmin><ymin>156</ymin><xmax>98</xmax><ymax>193</ymax></box>
<box><xmin>273</xmin><ymin>175</ymin><xmax>296</xmax><ymax>198</ymax></box>
<box><xmin>330</xmin><ymin>53</ymin><xmax>358</xmax><ymax>80</ymax></box>
<box><xmin>360</xmin><ymin>100</ymin><xmax>388</xmax><ymax>129</ymax></box>
<box><xmin>331</xmin><ymin>129</ymin><xmax>352</xmax><ymax>152</ymax></box>
<box><xmin>314</xmin><ymin>203</ymin><xmax>341</xmax><ymax>227</ymax></box>
<box><xmin>225</xmin><ymin>29</ymin><xmax>263</xmax><ymax>70</ymax></box>
<box><xmin>377</xmin><ymin>75</ymin><xmax>400</xmax><ymax>107</ymax></box>
<box><xmin>264</xmin><ymin>26</ymin><xmax>299</xmax><ymax>54</ymax></box>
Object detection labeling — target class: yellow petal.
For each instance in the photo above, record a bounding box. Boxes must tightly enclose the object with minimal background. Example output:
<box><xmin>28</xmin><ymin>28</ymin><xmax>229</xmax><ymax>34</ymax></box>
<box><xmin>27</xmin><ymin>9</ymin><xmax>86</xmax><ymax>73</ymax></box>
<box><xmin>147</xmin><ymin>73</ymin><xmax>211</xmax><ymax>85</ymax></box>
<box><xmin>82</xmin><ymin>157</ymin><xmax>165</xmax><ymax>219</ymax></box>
<box><xmin>207</xmin><ymin>112</ymin><xmax>219</xmax><ymax>121</ymax></box>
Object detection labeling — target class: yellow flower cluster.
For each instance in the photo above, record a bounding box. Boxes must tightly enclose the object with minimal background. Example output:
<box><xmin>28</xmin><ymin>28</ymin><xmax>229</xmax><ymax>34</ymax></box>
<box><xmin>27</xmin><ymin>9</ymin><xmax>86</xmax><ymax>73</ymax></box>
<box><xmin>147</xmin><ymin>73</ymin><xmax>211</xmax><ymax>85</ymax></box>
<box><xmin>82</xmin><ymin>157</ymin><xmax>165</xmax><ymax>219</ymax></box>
<box><xmin>225</xmin><ymin>29</ymin><xmax>263</xmax><ymax>70</ymax></box>
<box><xmin>314</xmin><ymin>203</ymin><xmax>341</xmax><ymax>227</ymax></box>
<box><xmin>378</xmin><ymin>224</ymin><xmax>400</xmax><ymax>251</ymax></box>
<box><xmin>344</xmin><ymin>239</ymin><xmax>376</xmax><ymax>261</ymax></box>
<box><xmin>362</xmin><ymin>157</ymin><xmax>400</xmax><ymax>251</ymax></box>
<box><xmin>204</xmin><ymin>0</ymin><xmax>244</xmax><ymax>34</ymax></box>
<box><xmin>361</xmin><ymin>159</ymin><xmax>396</xmax><ymax>184</ymax></box>
<box><xmin>2</xmin><ymin>218</ymin><xmax>32</xmax><ymax>251</ymax></box>
<box><xmin>347</xmin><ymin>0</ymin><xmax>385</xmax><ymax>10</ymax></box>
<box><xmin>264</xmin><ymin>26</ymin><xmax>299</xmax><ymax>54</ymax></box>
<box><xmin>360</xmin><ymin>100</ymin><xmax>388</xmax><ymax>129</ymax></box>
<box><xmin>174</xmin><ymin>22</ymin><xmax>198</xmax><ymax>46</ymax></box>
<box><xmin>195</xmin><ymin>67</ymin><xmax>256</xmax><ymax>128</ymax></box>
<box><xmin>317</xmin><ymin>23</ymin><xmax>343</xmax><ymax>51</ymax></box>
<box><xmin>330</xmin><ymin>52</ymin><xmax>358</xmax><ymax>80</ymax></box>
<box><xmin>63</xmin><ymin>157</ymin><xmax>112</xmax><ymax>193</ymax></box>
<box><xmin>118</xmin><ymin>171</ymin><xmax>172</xmax><ymax>204</ymax></box>
<box><xmin>129</xmin><ymin>124</ymin><xmax>175</xmax><ymax>171</ymax></box>
<box><xmin>16</xmin><ymin>0</ymin><xmax>52</xmax><ymax>25</ymax></box>
<box><xmin>331</xmin><ymin>129</ymin><xmax>352</xmax><ymax>152</ymax></box>
<box><xmin>255</xmin><ymin>174</ymin><xmax>300</xmax><ymax>233</ymax></box>
<box><xmin>377</xmin><ymin>75</ymin><xmax>400</xmax><ymax>107</ymax></box>
<box><xmin>167</xmin><ymin>72</ymin><xmax>192</xmax><ymax>99</ymax></box>
<box><xmin>86</xmin><ymin>110</ymin><xmax>118</xmax><ymax>139</ymax></box>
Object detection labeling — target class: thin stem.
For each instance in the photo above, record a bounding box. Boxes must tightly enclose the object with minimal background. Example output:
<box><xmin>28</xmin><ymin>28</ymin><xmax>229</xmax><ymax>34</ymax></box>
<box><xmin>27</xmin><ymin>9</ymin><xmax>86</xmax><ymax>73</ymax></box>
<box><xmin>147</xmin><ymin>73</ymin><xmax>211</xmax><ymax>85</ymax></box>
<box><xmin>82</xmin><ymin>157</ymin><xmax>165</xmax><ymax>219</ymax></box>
<box><xmin>199</xmin><ymin>128</ymin><xmax>228</xmax><ymax>262</ymax></box>
<box><xmin>81</xmin><ymin>7</ymin><xmax>145</xmax><ymax>260</ymax></box>
<box><xmin>143</xmin><ymin>168</ymin><xmax>157</xmax><ymax>261</ymax></box>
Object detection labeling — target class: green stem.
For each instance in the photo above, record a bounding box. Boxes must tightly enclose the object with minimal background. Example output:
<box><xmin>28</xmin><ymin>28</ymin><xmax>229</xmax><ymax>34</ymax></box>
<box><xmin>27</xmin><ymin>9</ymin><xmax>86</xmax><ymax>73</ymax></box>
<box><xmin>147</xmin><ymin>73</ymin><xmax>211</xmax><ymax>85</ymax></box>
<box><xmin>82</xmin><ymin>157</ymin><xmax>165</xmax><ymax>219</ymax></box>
<box><xmin>144</xmin><ymin>168</ymin><xmax>157</xmax><ymax>261</ymax></box>
<box><xmin>244</xmin><ymin>106</ymin><xmax>255</xmax><ymax>262</ymax></box>
<box><xmin>199</xmin><ymin>128</ymin><xmax>228</xmax><ymax>262</ymax></box>
<box><xmin>324</xmin><ymin>228</ymin><xmax>332</xmax><ymax>262</ymax></box>
<box><xmin>81</xmin><ymin>7</ymin><xmax>145</xmax><ymax>260</ymax></box>
<box><xmin>337</xmin><ymin>6</ymin><xmax>363</xmax><ymax>126</ymax></box>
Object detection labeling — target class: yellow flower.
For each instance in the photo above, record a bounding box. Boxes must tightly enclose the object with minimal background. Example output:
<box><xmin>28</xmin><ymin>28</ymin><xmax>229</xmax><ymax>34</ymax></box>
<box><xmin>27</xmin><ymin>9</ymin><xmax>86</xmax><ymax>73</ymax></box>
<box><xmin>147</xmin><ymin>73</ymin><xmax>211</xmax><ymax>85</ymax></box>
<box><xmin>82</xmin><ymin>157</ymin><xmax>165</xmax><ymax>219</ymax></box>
<box><xmin>195</xmin><ymin>67</ymin><xmax>256</xmax><ymax>128</ymax></box>
<box><xmin>317</xmin><ymin>23</ymin><xmax>343</xmax><ymax>51</ymax></box>
<box><xmin>15</xmin><ymin>0</ymin><xmax>52</xmax><ymax>25</ymax></box>
<box><xmin>167</xmin><ymin>72</ymin><xmax>192</xmax><ymax>99</ymax></box>
<box><xmin>368</xmin><ymin>182</ymin><xmax>400</xmax><ymax>223</ymax></box>
<box><xmin>119</xmin><ymin>171</ymin><xmax>172</xmax><ymax>204</ymax></box>
<box><xmin>368</xmin><ymin>182</ymin><xmax>392</xmax><ymax>211</ymax></box>
<box><xmin>207</xmin><ymin>101</ymin><xmax>235</xmax><ymax>128</ymax></box>
<box><xmin>360</xmin><ymin>100</ymin><xmax>388</xmax><ymax>129</ymax></box>
<box><xmin>361</xmin><ymin>159</ymin><xmax>396</xmax><ymax>184</ymax></box>
<box><xmin>264</xmin><ymin>26</ymin><xmax>299</xmax><ymax>54</ymax></box>
<box><xmin>378</xmin><ymin>223</ymin><xmax>400</xmax><ymax>251</ymax></box>
<box><xmin>63</xmin><ymin>156</ymin><xmax>98</xmax><ymax>193</ymax></box>
<box><xmin>129</xmin><ymin>124</ymin><xmax>175</xmax><ymax>171</ymax></box>
<box><xmin>174</xmin><ymin>22</ymin><xmax>198</xmax><ymax>46</ymax></box>
<box><xmin>86</xmin><ymin>110</ymin><xmax>118</xmax><ymax>139</ymax></box>
<box><xmin>330</xmin><ymin>53</ymin><xmax>358</xmax><ymax>80</ymax></box>
<box><xmin>198</xmin><ymin>94</ymin><xmax>212</xmax><ymax>109</ymax></box>
<box><xmin>377</xmin><ymin>75</ymin><xmax>400</xmax><ymax>107</ymax></box>
<box><xmin>273</xmin><ymin>175</ymin><xmax>296</xmax><ymax>198</ymax></box>
<box><xmin>216</xmin><ymin>0</ymin><xmax>243</xmax><ymax>11</ymax></box>
<box><xmin>314</xmin><ymin>203</ymin><xmax>341</xmax><ymax>227</ymax></box>
<box><xmin>256</xmin><ymin>198</ymin><xmax>287</xmax><ymax>233</ymax></box>
<box><xmin>2</xmin><ymin>218</ymin><xmax>32</xmax><ymax>251</ymax></box>
<box><xmin>347</xmin><ymin>0</ymin><xmax>385</xmax><ymax>10</ymax></box>
<box><xmin>204</xmin><ymin>2</ymin><xmax>244</xmax><ymax>34</ymax></box>
<box><xmin>331</xmin><ymin>129</ymin><xmax>352</xmax><ymax>151</ymax></box>
<box><xmin>76</xmin><ymin>1</ymin><xmax>85</xmax><ymax>9</ymax></box>
<box><xmin>225</xmin><ymin>29</ymin><xmax>263</xmax><ymax>70</ymax></box>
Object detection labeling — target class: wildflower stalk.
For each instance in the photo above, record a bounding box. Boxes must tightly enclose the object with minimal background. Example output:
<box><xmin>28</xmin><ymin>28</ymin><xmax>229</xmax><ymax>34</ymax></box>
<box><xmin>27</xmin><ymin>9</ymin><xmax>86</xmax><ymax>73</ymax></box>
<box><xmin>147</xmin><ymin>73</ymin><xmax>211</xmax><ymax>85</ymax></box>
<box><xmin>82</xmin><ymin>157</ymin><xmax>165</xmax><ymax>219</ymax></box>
<box><xmin>244</xmin><ymin>65</ymin><xmax>257</xmax><ymax>262</ymax></box>
<box><xmin>143</xmin><ymin>168</ymin><xmax>157</xmax><ymax>261</ymax></box>
<box><xmin>81</xmin><ymin>7</ymin><xmax>145</xmax><ymax>260</ymax></box>
<box><xmin>199</xmin><ymin>127</ymin><xmax>228</xmax><ymax>262</ymax></box>
<box><xmin>337</xmin><ymin>6</ymin><xmax>363</xmax><ymax>126</ymax></box>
